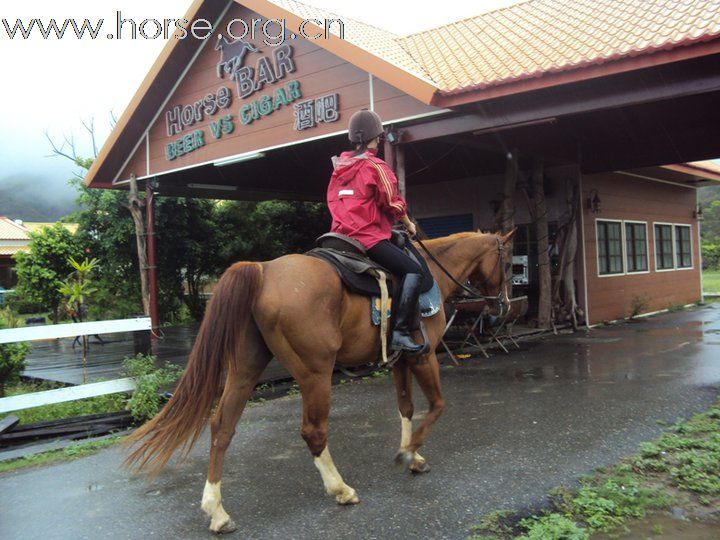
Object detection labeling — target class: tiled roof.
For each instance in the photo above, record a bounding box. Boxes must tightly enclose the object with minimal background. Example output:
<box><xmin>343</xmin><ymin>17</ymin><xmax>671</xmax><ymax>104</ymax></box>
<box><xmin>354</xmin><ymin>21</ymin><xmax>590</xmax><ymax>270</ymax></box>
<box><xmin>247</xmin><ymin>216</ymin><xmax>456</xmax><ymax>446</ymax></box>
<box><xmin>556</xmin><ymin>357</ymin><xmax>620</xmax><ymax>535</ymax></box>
<box><xmin>0</xmin><ymin>218</ymin><xmax>30</xmax><ymax>241</ymax></box>
<box><xmin>0</xmin><ymin>245</ymin><xmax>28</xmax><ymax>256</ymax></box>
<box><xmin>277</xmin><ymin>0</ymin><xmax>720</xmax><ymax>95</ymax></box>
<box><xmin>24</xmin><ymin>222</ymin><xmax>79</xmax><ymax>234</ymax></box>
<box><xmin>268</xmin><ymin>0</ymin><xmax>432</xmax><ymax>81</ymax></box>
<box><xmin>400</xmin><ymin>0</ymin><xmax>720</xmax><ymax>94</ymax></box>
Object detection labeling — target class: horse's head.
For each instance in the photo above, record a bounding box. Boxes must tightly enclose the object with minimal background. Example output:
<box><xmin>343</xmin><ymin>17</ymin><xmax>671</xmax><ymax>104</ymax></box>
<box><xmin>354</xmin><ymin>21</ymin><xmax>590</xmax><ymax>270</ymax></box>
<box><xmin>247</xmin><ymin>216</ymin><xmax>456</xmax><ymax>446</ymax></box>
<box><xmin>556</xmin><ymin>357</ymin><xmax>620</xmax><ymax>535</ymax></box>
<box><xmin>215</xmin><ymin>35</ymin><xmax>228</xmax><ymax>51</ymax></box>
<box><xmin>467</xmin><ymin>230</ymin><xmax>515</xmax><ymax>300</ymax></box>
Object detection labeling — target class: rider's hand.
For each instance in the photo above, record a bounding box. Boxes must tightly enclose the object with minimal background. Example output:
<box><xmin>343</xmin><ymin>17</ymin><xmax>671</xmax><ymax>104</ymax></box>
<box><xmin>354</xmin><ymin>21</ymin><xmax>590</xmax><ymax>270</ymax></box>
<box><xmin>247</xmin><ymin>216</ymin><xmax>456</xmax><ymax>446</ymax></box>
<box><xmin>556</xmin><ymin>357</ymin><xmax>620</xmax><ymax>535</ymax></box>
<box><xmin>405</xmin><ymin>220</ymin><xmax>417</xmax><ymax>237</ymax></box>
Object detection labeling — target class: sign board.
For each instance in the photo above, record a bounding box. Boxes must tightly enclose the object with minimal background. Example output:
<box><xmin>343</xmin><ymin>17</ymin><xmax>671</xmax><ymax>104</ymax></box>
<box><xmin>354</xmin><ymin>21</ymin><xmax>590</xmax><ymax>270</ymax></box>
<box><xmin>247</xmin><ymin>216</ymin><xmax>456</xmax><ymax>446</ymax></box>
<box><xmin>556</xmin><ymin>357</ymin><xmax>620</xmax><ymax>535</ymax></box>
<box><xmin>117</xmin><ymin>3</ymin><xmax>439</xmax><ymax>183</ymax></box>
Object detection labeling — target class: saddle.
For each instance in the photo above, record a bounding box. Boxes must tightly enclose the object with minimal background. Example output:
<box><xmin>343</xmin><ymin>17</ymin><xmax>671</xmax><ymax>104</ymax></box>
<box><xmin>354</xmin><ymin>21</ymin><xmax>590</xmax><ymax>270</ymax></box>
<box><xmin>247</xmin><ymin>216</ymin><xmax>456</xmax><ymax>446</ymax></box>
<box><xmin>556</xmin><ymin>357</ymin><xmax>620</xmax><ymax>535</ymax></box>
<box><xmin>306</xmin><ymin>232</ymin><xmax>442</xmax><ymax>365</ymax></box>
<box><xmin>306</xmin><ymin>231</ymin><xmax>435</xmax><ymax>298</ymax></box>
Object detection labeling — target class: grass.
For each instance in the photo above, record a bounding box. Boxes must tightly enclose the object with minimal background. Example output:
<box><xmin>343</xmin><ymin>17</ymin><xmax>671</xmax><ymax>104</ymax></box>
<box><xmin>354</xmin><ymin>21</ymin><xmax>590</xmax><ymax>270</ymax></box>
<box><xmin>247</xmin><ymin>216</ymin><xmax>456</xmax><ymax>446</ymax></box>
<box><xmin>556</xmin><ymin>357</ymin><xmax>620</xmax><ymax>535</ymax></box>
<box><xmin>0</xmin><ymin>381</ymin><xmax>127</xmax><ymax>425</ymax></box>
<box><xmin>470</xmin><ymin>396</ymin><xmax>720</xmax><ymax>539</ymax></box>
<box><xmin>0</xmin><ymin>435</ymin><xmax>125</xmax><ymax>474</ymax></box>
<box><xmin>703</xmin><ymin>269</ymin><xmax>720</xmax><ymax>294</ymax></box>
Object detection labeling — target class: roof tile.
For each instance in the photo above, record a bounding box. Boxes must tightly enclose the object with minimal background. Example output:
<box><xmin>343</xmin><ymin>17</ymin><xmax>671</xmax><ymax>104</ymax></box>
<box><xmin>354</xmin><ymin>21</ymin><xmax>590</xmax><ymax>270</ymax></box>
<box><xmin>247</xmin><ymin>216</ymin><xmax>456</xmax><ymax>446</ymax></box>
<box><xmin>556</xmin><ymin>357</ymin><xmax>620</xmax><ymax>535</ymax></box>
<box><xmin>276</xmin><ymin>0</ymin><xmax>720</xmax><ymax>95</ymax></box>
<box><xmin>399</xmin><ymin>0</ymin><xmax>720</xmax><ymax>94</ymax></box>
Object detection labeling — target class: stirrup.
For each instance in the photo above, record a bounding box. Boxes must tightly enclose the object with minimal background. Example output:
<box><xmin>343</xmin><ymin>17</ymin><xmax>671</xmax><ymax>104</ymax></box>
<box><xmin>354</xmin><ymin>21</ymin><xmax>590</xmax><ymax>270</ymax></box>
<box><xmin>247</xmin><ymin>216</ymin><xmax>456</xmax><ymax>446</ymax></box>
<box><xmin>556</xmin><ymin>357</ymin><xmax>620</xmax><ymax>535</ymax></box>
<box><xmin>378</xmin><ymin>350</ymin><xmax>402</xmax><ymax>368</ymax></box>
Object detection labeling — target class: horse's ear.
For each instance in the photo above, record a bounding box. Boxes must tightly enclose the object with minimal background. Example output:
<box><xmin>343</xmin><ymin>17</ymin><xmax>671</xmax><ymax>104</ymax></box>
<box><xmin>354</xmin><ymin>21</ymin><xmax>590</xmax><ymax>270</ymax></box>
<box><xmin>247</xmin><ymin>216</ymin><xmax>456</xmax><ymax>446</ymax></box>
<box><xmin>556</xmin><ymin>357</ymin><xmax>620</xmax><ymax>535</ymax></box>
<box><xmin>501</xmin><ymin>228</ymin><xmax>517</xmax><ymax>244</ymax></box>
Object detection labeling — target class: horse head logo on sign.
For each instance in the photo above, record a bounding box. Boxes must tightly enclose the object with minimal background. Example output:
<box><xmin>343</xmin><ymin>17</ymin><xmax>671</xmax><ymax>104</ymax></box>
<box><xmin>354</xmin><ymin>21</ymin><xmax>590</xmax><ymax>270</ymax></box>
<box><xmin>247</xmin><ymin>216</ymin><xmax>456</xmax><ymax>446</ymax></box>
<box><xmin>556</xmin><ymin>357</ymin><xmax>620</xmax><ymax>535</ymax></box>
<box><xmin>216</xmin><ymin>36</ymin><xmax>259</xmax><ymax>79</ymax></box>
<box><xmin>215</xmin><ymin>35</ymin><xmax>296</xmax><ymax>100</ymax></box>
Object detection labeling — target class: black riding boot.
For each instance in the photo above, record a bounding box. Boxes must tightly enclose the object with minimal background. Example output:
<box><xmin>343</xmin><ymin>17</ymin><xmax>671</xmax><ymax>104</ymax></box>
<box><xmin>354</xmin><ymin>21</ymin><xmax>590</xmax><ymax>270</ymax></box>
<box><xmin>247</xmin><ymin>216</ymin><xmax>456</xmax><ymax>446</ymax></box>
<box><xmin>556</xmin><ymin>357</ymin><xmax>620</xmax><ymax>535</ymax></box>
<box><xmin>391</xmin><ymin>273</ymin><xmax>424</xmax><ymax>354</ymax></box>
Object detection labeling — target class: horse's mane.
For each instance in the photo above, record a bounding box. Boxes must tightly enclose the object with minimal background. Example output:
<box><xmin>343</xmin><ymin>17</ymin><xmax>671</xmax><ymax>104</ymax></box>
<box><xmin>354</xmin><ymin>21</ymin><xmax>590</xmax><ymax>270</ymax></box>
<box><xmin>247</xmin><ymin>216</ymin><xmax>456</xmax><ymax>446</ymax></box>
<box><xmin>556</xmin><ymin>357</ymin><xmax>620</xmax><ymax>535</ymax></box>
<box><xmin>419</xmin><ymin>231</ymin><xmax>495</xmax><ymax>256</ymax></box>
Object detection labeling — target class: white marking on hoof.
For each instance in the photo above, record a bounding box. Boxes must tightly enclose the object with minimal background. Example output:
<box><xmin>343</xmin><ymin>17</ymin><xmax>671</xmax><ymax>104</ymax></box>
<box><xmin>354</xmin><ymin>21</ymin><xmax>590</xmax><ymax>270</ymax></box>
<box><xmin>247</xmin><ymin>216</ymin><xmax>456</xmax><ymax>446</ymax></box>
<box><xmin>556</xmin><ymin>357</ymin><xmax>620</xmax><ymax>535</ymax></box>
<box><xmin>314</xmin><ymin>447</ymin><xmax>359</xmax><ymax>504</ymax></box>
<box><xmin>394</xmin><ymin>450</ymin><xmax>413</xmax><ymax>469</ymax></box>
<box><xmin>335</xmin><ymin>485</ymin><xmax>360</xmax><ymax>505</ymax></box>
<box><xmin>201</xmin><ymin>480</ymin><xmax>235</xmax><ymax>533</ymax></box>
<box><xmin>410</xmin><ymin>453</ymin><xmax>430</xmax><ymax>474</ymax></box>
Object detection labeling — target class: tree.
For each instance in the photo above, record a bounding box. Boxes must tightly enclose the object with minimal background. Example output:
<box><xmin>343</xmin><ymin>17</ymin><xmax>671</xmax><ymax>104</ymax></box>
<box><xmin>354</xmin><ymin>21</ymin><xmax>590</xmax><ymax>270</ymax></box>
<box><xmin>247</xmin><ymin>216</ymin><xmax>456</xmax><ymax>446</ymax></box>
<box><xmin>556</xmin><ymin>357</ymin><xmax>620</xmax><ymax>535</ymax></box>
<box><xmin>59</xmin><ymin>257</ymin><xmax>99</xmax><ymax>383</ymax></box>
<box><xmin>71</xmin><ymin>178</ymin><xmax>143</xmax><ymax>320</ymax></box>
<box><xmin>0</xmin><ymin>309</ymin><xmax>30</xmax><ymax>397</ymax></box>
<box><xmin>12</xmin><ymin>224</ymin><xmax>82</xmax><ymax>322</ymax></box>
<box><xmin>216</xmin><ymin>200</ymin><xmax>330</xmax><ymax>264</ymax></box>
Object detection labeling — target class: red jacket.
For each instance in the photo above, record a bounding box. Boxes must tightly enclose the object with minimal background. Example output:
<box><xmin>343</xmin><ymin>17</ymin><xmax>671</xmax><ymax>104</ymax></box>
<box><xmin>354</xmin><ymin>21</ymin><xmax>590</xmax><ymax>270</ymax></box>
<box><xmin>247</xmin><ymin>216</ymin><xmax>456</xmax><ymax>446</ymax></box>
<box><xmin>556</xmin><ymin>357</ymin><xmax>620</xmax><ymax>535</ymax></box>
<box><xmin>327</xmin><ymin>149</ymin><xmax>407</xmax><ymax>249</ymax></box>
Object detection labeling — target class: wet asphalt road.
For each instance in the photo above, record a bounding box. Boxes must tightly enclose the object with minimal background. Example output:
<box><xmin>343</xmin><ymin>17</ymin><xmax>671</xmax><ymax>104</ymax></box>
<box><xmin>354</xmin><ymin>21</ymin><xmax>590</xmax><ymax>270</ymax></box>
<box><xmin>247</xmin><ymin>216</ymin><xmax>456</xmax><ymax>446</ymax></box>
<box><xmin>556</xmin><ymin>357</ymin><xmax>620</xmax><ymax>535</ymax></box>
<box><xmin>2</xmin><ymin>305</ymin><xmax>720</xmax><ymax>540</ymax></box>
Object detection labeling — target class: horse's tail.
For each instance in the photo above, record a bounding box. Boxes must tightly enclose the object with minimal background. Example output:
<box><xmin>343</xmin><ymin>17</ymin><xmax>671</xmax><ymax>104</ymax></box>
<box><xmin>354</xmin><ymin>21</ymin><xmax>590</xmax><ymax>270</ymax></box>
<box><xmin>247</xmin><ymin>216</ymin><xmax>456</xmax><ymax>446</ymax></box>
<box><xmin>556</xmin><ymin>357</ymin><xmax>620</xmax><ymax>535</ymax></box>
<box><xmin>124</xmin><ymin>261</ymin><xmax>264</xmax><ymax>476</ymax></box>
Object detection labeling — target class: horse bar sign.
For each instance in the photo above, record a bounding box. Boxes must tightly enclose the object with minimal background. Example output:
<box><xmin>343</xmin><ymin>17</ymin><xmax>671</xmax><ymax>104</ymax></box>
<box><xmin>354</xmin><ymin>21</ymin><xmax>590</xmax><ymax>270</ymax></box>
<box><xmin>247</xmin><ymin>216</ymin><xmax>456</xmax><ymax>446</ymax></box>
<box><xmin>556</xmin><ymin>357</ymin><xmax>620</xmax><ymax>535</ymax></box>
<box><xmin>164</xmin><ymin>37</ymin><xmax>341</xmax><ymax>161</ymax></box>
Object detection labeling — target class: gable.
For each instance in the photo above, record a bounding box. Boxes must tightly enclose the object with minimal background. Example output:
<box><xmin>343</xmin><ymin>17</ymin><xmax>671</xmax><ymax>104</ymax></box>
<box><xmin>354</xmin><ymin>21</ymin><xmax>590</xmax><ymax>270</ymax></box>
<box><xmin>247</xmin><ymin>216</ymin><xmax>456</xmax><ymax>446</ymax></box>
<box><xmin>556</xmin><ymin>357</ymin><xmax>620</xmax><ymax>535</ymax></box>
<box><xmin>108</xmin><ymin>2</ymin><xmax>440</xmax><ymax>186</ymax></box>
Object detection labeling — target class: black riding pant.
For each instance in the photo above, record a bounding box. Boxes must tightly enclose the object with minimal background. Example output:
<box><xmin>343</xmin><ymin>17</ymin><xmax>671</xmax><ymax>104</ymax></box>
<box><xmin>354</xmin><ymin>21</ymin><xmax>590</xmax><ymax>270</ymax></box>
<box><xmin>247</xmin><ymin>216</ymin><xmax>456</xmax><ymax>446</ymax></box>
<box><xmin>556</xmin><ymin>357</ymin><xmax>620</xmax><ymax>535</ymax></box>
<box><xmin>366</xmin><ymin>240</ymin><xmax>422</xmax><ymax>276</ymax></box>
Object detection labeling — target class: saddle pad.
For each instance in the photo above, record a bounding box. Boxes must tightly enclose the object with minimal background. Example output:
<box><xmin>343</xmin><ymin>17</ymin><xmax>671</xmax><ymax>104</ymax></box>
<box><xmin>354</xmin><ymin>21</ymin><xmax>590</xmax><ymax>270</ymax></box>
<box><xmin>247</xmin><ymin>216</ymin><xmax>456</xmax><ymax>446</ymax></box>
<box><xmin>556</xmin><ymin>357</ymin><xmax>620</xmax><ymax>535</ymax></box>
<box><xmin>371</xmin><ymin>280</ymin><xmax>442</xmax><ymax>326</ymax></box>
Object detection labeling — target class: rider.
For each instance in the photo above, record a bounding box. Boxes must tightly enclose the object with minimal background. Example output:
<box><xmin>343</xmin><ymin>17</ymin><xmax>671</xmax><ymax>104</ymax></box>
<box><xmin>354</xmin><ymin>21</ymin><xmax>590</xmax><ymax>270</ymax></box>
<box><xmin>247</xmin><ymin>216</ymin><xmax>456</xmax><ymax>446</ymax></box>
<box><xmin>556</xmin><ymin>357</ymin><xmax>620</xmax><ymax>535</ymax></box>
<box><xmin>327</xmin><ymin>109</ymin><xmax>424</xmax><ymax>354</ymax></box>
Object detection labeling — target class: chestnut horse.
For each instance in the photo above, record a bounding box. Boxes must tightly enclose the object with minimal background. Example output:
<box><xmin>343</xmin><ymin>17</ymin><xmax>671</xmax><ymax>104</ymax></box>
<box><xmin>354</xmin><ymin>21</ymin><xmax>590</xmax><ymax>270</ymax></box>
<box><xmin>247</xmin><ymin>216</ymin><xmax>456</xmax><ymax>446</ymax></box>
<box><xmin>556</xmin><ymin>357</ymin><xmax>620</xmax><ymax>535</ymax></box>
<box><xmin>125</xmin><ymin>231</ymin><xmax>512</xmax><ymax>533</ymax></box>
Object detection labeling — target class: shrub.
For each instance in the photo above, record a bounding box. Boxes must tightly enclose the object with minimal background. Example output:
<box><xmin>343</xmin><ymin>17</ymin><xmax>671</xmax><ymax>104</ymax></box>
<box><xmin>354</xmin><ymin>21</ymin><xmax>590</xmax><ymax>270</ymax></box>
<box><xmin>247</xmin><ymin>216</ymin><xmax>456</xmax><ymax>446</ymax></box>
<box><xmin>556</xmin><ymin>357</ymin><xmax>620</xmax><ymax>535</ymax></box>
<box><xmin>629</xmin><ymin>294</ymin><xmax>648</xmax><ymax>319</ymax></box>
<box><xmin>702</xmin><ymin>243</ymin><xmax>720</xmax><ymax>269</ymax></box>
<box><xmin>0</xmin><ymin>308</ymin><xmax>31</xmax><ymax>397</ymax></box>
<box><xmin>122</xmin><ymin>354</ymin><xmax>183</xmax><ymax>422</ymax></box>
<box><xmin>519</xmin><ymin>514</ymin><xmax>588</xmax><ymax>540</ymax></box>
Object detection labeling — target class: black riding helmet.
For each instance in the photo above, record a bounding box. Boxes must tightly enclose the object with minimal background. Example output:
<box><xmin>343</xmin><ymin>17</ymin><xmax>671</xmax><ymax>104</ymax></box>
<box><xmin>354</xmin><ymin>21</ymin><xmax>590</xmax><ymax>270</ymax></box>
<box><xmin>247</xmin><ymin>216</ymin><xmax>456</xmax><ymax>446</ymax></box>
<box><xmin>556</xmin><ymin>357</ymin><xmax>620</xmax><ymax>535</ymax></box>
<box><xmin>348</xmin><ymin>109</ymin><xmax>384</xmax><ymax>144</ymax></box>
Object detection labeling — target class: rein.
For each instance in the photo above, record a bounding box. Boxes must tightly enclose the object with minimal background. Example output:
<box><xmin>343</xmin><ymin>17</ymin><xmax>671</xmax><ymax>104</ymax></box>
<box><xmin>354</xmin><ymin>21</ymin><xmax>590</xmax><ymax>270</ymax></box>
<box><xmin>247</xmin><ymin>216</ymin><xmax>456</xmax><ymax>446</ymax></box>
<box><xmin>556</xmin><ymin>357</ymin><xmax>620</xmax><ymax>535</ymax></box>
<box><xmin>414</xmin><ymin>235</ymin><xmax>511</xmax><ymax>316</ymax></box>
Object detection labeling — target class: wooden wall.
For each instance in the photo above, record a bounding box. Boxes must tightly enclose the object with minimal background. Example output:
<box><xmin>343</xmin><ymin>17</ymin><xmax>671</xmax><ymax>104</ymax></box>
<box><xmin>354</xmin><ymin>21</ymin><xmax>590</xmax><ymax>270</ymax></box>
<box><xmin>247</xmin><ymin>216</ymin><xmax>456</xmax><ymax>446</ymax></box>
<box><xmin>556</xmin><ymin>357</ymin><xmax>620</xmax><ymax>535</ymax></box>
<box><xmin>581</xmin><ymin>172</ymin><xmax>701</xmax><ymax>324</ymax></box>
<box><xmin>118</xmin><ymin>3</ymin><xmax>439</xmax><ymax>183</ymax></box>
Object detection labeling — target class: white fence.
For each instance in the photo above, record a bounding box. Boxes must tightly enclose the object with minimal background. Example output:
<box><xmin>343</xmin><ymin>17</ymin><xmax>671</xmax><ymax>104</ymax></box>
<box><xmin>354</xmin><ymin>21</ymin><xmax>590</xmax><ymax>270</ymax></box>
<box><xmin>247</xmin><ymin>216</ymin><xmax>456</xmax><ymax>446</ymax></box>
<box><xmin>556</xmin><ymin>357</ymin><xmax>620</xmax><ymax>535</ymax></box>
<box><xmin>0</xmin><ymin>317</ymin><xmax>151</xmax><ymax>414</ymax></box>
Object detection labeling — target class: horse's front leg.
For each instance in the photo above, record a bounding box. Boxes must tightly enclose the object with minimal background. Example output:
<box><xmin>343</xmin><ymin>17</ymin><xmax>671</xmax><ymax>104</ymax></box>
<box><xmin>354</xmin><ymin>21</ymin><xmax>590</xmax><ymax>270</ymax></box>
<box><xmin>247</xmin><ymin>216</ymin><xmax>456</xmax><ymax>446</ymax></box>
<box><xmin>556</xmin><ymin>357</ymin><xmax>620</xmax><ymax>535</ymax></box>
<box><xmin>392</xmin><ymin>358</ymin><xmax>430</xmax><ymax>473</ymax></box>
<box><xmin>299</xmin><ymin>371</ymin><xmax>359</xmax><ymax>505</ymax></box>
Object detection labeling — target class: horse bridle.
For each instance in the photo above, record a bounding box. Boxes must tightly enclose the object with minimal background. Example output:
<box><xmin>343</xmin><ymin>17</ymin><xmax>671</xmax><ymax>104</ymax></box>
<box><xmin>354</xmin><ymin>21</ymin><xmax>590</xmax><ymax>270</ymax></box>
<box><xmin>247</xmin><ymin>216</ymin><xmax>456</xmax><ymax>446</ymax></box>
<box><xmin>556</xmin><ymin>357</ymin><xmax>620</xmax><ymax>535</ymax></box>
<box><xmin>415</xmin><ymin>236</ymin><xmax>511</xmax><ymax>317</ymax></box>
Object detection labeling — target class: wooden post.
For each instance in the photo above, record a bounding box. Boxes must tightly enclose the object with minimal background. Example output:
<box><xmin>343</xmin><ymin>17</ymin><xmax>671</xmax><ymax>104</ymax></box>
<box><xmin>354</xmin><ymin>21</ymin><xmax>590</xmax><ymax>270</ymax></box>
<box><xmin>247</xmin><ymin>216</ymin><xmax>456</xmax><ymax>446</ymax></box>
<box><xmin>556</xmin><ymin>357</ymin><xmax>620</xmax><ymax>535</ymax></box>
<box><xmin>501</xmin><ymin>150</ymin><xmax>518</xmax><ymax>298</ymax></box>
<box><xmin>146</xmin><ymin>180</ymin><xmax>160</xmax><ymax>336</ymax></box>
<box><xmin>395</xmin><ymin>144</ymin><xmax>406</xmax><ymax>198</ymax></box>
<box><xmin>128</xmin><ymin>175</ymin><xmax>150</xmax><ymax>316</ymax></box>
<box><xmin>552</xmin><ymin>177</ymin><xmax>581</xmax><ymax>331</ymax></box>
<box><xmin>383</xmin><ymin>139</ymin><xmax>396</xmax><ymax>173</ymax></box>
<box><xmin>532</xmin><ymin>158</ymin><xmax>552</xmax><ymax>328</ymax></box>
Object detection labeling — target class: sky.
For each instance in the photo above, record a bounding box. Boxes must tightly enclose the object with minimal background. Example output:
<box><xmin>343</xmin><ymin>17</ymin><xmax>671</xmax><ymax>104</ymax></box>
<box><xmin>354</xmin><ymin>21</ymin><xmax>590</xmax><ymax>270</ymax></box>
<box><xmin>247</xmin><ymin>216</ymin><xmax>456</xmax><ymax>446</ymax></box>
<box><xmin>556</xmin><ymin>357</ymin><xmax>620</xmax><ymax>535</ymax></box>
<box><xmin>0</xmin><ymin>0</ymin><xmax>525</xmax><ymax>188</ymax></box>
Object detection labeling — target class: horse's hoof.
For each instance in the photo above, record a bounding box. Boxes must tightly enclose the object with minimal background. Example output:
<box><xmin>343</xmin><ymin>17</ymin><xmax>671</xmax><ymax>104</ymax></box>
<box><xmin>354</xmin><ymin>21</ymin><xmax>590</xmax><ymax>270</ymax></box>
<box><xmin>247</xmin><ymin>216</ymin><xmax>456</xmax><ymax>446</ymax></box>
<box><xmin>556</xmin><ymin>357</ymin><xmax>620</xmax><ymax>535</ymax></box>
<box><xmin>336</xmin><ymin>487</ymin><xmax>360</xmax><ymax>505</ymax></box>
<box><xmin>211</xmin><ymin>518</ymin><xmax>237</xmax><ymax>534</ymax></box>
<box><xmin>394</xmin><ymin>450</ymin><xmax>413</xmax><ymax>469</ymax></box>
<box><xmin>410</xmin><ymin>460</ymin><xmax>431</xmax><ymax>474</ymax></box>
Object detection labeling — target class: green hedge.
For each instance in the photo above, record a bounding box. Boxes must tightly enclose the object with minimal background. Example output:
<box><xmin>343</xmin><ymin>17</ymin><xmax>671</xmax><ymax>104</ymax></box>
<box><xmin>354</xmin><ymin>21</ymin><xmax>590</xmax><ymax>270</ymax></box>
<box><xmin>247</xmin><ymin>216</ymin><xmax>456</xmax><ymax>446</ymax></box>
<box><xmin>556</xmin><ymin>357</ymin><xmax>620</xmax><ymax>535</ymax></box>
<box><xmin>702</xmin><ymin>243</ymin><xmax>720</xmax><ymax>270</ymax></box>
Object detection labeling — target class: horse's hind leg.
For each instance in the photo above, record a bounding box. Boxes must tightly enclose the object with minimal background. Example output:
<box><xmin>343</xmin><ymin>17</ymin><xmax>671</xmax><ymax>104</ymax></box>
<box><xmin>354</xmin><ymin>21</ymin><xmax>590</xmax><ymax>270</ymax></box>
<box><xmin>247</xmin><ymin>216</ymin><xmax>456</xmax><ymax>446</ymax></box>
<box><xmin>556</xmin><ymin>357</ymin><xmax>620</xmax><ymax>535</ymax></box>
<box><xmin>392</xmin><ymin>359</ymin><xmax>429</xmax><ymax>473</ymax></box>
<box><xmin>201</xmin><ymin>329</ymin><xmax>271</xmax><ymax>533</ymax></box>
<box><xmin>298</xmin><ymin>369</ymin><xmax>360</xmax><ymax>505</ymax></box>
<box><xmin>396</xmin><ymin>352</ymin><xmax>445</xmax><ymax>471</ymax></box>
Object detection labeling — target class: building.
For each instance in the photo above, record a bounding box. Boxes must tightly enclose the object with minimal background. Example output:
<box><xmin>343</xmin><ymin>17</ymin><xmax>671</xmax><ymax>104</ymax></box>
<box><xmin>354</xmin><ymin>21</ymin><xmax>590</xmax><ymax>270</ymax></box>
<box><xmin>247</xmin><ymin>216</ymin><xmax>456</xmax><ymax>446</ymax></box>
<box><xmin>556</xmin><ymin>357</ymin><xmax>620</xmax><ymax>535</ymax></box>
<box><xmin>0</xmin><ymin>218</ymin><xmax>30</xmax><ymax>290</ymax></box>
<box><xmin>0</xmin><ymin>219</ymin><xmax>80</xmax><ymax>291</ymax></box>
<box><xmin>85</xmin><ymin>0</ymin><xmax>720</xmax><ymax>328</ymax></box>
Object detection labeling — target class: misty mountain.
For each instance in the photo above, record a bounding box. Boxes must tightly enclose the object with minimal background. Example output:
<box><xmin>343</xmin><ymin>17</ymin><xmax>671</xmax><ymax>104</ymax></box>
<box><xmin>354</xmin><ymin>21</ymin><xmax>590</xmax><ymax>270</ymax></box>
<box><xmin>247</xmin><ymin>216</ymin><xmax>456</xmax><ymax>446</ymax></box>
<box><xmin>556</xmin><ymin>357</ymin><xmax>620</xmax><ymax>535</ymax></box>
<box><xmin>0</xmin><ymin>173</ymin><xmax>80</xmax><ymax>222</ymax></box>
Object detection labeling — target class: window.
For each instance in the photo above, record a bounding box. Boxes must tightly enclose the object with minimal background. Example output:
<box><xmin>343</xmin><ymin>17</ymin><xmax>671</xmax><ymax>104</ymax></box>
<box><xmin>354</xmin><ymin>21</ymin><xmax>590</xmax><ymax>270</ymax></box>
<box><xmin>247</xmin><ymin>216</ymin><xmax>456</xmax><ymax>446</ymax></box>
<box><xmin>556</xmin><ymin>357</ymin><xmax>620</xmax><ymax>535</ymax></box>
<box><xmin>417</xmin><ymin>214</ymin><xmax>473</xmax><ymax>239</ymax></box>
<box><xmin>654</xmin><ymin>224</ymin><xmax>674</xmax><ymax>270</ymax></box>
<box><xmin>597</xmin><ymin>220</ymin><xmax>623</xmax><ymax>275</ymax></box>
<box><xmin>625</xmin><ymin>222</ymin><xmax>648</xmax><ymax>273</ymax></box>
<box><xmin>675</xmin><ymin>225</ymin><xmax>692</xmax><ymax>268</ymax></box>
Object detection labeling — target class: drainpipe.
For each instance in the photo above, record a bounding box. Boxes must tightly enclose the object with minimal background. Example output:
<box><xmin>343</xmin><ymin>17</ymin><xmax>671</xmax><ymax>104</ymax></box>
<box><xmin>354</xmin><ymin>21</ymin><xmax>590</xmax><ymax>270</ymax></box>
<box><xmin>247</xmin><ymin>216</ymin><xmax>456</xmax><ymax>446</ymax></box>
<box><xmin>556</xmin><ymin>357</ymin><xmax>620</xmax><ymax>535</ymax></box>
<box><xmin>146</xmin><ymin>178</ymin><xmax>160</xmax><ymax>336</ymax></box>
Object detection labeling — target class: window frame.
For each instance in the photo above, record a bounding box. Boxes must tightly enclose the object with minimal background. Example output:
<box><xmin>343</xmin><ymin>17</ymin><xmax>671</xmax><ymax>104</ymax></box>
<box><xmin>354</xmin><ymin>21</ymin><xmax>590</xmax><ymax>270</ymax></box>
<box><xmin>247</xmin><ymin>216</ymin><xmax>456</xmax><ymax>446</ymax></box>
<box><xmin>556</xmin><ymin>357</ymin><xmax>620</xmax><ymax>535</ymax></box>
<box><xmin>623</xmin><ymin>220</ymin><xmax>650</xmax><ymax>275</ymax></box>
<box><xmin>653</xmin><ymin>222</ymin><xmax>675</xmax><ymax>272</ymax></box>
<box><xmin>674</xmin><ymin>224</ymin><xmax>693</xmax><ymax>270</ymax></box>
<box><xmin>595</xmin><ymin>218</ymin><xmax>625</xmax><ymax>277</ymax></box>
<box><xmin>652</xmin><ymin>222</ymin><xmax>694</xmax><ymax>272</ymax></box>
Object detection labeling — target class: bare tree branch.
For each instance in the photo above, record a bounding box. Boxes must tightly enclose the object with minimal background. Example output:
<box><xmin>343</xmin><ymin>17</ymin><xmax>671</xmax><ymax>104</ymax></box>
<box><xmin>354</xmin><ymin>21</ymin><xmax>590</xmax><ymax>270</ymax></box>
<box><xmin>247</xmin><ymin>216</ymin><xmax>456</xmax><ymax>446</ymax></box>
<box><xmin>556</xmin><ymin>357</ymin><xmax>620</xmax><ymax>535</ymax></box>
<box><xmin>45</xmin><ymin>131</ymin><xmax>79</xmax><ymax>163</ymax></box>
<box><xmin>81</xmin><ymin>117</ymin><xmax>98</xmax><ymax>158</ymax></box>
